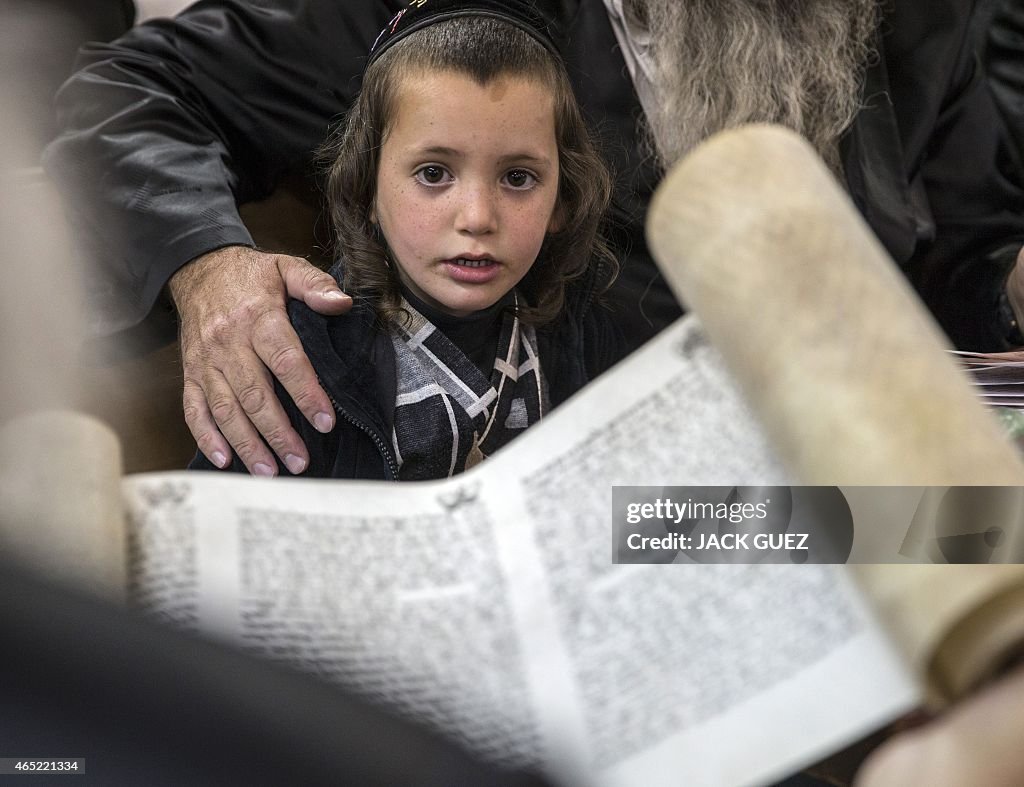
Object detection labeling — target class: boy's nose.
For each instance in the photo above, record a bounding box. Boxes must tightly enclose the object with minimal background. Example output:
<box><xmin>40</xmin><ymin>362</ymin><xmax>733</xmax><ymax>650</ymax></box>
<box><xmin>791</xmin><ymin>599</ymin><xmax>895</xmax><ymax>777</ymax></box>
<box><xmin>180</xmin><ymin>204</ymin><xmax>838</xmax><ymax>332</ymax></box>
<box><xmin>455</xmin><ymin>185</ymin><xmax>498</xmax><ymax>235</ymax></box>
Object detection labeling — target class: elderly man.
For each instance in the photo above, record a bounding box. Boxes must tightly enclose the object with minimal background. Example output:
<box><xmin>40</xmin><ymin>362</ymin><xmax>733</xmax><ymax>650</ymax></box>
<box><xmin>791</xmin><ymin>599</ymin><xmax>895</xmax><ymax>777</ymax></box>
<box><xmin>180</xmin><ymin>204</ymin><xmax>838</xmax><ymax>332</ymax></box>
<box><xmin>45</xmin><ymin>0</ymin><xmax>1024</xmax><ymax>475</ymax></box>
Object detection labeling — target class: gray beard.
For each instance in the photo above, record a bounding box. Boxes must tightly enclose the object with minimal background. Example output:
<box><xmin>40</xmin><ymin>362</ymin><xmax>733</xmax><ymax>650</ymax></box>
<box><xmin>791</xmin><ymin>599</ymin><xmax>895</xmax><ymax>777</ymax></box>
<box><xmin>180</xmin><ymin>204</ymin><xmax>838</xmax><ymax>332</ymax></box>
<box><xmin>635</xmin><ymin>0</ymin><xmax>879</xmax><ymax>175</ymax></box>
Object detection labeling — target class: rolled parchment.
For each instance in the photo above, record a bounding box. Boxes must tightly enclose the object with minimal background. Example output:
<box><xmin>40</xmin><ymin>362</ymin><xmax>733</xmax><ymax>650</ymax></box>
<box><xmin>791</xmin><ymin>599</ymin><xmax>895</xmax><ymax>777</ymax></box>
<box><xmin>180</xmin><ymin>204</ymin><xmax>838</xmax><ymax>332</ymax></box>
<box><xmin>646</xmin><ymin>124</ymin><xmax>1024</xmax><ymax>487</ymax></box>
<box><xmin>645</xmin><ymin>124</ymin><xmax>1024</xmax><ymax>705</ymax></box>
<box><xmin>0</xmin><ymin>410</ymin><xmax>126</xmax><ymax>602</ymax></box>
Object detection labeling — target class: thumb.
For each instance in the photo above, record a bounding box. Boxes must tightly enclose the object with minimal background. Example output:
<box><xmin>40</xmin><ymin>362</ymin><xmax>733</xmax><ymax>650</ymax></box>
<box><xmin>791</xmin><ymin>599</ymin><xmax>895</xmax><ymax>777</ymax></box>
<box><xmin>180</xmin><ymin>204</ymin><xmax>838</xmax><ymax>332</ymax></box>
<box><xmin>277</xmin><ymin>255</ymin><xmax>352</xmax><ymax>315</ymax></box>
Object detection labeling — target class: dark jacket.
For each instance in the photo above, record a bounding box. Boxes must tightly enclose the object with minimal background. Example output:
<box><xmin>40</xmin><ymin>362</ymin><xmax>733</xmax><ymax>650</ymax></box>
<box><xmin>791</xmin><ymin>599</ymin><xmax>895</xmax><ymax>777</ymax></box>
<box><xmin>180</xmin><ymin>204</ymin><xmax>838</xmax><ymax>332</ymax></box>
<box><xmin>986</xmin><ymin>1</ymin><xmax>1024</xmax><ymax>165</ymax></box>
<box><xmin>45</xmin><ymin>0</ymin><xmax>1024</xmax><ymax>351</ymax></box>
<box><xmin>191</xmin><ymin>262</ymin><xmax>623</xmax><ymax>479</ymax></box>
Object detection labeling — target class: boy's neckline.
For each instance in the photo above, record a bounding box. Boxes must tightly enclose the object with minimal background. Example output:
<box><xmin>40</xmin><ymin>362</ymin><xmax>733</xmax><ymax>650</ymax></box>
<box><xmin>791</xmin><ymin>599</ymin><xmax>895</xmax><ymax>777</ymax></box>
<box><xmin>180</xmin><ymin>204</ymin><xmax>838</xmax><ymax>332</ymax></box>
<box><xmin>399</xmin><ymin>285</ymin><xmax>515</xmax><ymax>378</ymax></box>
<box><xmin>399</xmin><ymin>284</ymin><xmax>514</xmax><ymax>331</ymax></box>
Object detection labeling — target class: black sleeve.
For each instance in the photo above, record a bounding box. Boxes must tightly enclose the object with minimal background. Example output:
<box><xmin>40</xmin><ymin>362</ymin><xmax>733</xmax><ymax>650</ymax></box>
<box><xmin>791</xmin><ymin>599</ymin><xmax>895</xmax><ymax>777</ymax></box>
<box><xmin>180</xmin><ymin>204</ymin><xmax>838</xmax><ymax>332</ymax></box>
<box><xmin>43</xmin><ymin>0</ymin><xmax>396</xmax><ymax>335</ymax></box>
<box><xmin>986</xmin><ymin>0</ymin><xmax>1024</xmax><ymax>164</ymax></box>
<box><xmin>898</xmin><ymin>1</ymin><xmax>1024</xmax><ymax>350</ymax></box>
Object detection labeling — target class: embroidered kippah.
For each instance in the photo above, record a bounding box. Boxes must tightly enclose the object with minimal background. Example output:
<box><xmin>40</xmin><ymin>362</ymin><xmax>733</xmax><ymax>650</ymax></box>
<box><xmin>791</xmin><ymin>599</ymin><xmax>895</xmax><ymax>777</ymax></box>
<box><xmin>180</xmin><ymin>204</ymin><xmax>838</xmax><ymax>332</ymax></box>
<box><xmin>367</xmin><ymin>0</ymin><xmax>561</xmax><ymax>66</ymax></box>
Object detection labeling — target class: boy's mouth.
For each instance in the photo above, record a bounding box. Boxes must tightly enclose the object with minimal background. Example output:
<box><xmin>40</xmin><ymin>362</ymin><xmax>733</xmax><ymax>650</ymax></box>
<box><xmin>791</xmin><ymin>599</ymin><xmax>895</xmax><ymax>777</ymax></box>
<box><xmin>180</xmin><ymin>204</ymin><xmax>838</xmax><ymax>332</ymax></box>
<box><xmin>448</xmin><ymin>255</ymin><xmax>496</xmax><ymax>268</ymax></box>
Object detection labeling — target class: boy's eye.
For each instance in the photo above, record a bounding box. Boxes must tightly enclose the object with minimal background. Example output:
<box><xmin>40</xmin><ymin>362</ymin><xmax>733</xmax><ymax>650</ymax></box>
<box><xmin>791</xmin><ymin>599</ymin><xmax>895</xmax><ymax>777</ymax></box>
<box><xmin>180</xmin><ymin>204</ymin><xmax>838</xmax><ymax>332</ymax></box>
<box><xmin>504</xmin><ymin>169</ymin><xmax>537</xmax><ymax>189</ymax></box>
<box><xmin>414</xmin><ymin>165</ymin><xmax>450</xmax><ymax>185</ymax></box>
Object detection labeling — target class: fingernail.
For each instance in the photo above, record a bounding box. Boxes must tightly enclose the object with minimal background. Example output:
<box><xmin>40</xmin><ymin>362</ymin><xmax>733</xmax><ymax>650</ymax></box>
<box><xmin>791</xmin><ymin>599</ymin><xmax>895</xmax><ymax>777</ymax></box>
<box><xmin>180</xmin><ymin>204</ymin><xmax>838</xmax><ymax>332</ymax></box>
<box><xmin>323</xmin><ymin>290</ymin><xmax>351</xmax><ymax>301</ymax></box>
<box><xmin>284</xmin><ymin>453</ymin><xmax>306</xmax><ymax>475</ymax></box>
<box><xmin>253</xmin><ymin>462</ymin><xmax>276</xmax><ymax>477</ymax></box>
<box><xmin>212</xmin><ymin>451</ymin><xmax>228</xmax><ymax>468</ymax></box>
<box><xmin>313</xmin><ymin>412</ymin><xmax>334</xmax><ymax>433</ymax></box>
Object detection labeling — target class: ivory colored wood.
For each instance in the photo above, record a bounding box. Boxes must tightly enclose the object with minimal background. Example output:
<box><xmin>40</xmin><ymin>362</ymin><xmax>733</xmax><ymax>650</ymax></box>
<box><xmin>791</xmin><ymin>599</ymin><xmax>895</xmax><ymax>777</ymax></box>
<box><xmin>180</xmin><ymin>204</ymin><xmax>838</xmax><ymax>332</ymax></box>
<box><xmin>0</xmin><ymin>410</ymin><xmax>126</xmax><ymax>602</ymax></box>
<box><xmin>929</xmin><ymin>580</ymin><xmax>1024</xmax><ymax>700</ymax></box>
<box><xmin>645</xmin><ymin>124</ymin><xmax>1024</xmax><ymax>487</ymax></box>
<box><xmin>852</xmin><ymin>563</ymin><xmax>1024</xmax><ymax>705</ymax></box>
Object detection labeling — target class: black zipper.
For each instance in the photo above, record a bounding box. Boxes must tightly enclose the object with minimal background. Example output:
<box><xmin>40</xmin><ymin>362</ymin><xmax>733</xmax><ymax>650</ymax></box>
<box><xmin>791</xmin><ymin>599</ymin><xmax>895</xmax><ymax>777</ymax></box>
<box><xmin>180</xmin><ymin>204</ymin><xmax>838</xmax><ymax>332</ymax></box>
<box><xmin>322</xmin><ymin>383</ymin><xmax>400</xmax><ymax>481</ymax></box>
<box><xmin>579</xmin><ymin>257</ymin><xmax>605</xmax><ymax>319</ymax></box>
<box><xmin>578</xmin><ymin>257</ymin><xmax>618</xmax><ymax>373</ymax></box>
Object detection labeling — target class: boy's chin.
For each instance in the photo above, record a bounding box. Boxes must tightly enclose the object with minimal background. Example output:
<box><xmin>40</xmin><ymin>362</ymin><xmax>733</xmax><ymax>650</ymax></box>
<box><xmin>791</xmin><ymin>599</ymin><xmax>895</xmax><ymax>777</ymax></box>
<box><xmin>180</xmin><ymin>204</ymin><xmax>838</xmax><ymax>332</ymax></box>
<box><xmin>430</xmin><ymin>289</ymin><xmax>508</xmax><ymax>318</ymax></box>
<box><xmin>438</xmin><ymin>299</ymin><xmax>502</xmax><ymax>318</ymax></box>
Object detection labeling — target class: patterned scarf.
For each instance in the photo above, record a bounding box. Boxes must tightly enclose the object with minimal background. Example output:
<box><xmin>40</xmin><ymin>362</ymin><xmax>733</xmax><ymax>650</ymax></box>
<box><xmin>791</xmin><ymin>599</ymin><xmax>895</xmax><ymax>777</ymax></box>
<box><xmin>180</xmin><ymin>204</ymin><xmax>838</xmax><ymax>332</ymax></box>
<box><xmin>389</xmin><ymin>296</ymin><xmax>548</xmax><ymax>480</ymax></box>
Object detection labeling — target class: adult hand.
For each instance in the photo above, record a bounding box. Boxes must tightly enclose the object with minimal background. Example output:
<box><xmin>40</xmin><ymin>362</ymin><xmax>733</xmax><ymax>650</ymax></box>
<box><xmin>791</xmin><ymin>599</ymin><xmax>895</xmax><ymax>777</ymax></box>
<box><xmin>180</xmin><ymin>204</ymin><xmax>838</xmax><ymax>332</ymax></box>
<box><xmin>855</xmin><ymin>665</ymin><xmax>1024</xmax><ymax>786</ymax></box>
<box><xmin>169</xmin><ymin>246</ymin><xmax>352</xmax><ymax>475</ymax></box>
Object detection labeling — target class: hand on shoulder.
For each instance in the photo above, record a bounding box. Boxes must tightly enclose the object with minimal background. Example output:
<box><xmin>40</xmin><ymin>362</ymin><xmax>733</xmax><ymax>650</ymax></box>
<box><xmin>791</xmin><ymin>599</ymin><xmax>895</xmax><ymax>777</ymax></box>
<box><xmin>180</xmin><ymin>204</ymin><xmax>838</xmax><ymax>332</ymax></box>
<box><xmin>170</xmin><ymin>245</ymin><xmax>351</xmax><ymax>475</ymax></box>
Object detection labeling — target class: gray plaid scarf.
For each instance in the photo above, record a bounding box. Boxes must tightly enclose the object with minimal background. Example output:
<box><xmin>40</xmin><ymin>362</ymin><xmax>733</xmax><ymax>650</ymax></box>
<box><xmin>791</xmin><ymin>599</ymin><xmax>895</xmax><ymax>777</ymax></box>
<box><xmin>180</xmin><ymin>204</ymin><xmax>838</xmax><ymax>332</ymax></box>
<box><xmin>390</xmin><ymin>296</ymin><xmax>548</xmax><ymax>480</ymax></box>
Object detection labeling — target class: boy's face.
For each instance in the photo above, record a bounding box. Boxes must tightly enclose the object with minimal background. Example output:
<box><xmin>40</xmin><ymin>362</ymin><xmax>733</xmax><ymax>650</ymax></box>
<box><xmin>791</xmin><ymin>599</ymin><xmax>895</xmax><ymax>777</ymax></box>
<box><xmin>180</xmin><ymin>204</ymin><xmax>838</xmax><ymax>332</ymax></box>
<box><xmin>373</xmin><ymin>70</ymin><xmax>560</xmax><ymax>317</ymax></box>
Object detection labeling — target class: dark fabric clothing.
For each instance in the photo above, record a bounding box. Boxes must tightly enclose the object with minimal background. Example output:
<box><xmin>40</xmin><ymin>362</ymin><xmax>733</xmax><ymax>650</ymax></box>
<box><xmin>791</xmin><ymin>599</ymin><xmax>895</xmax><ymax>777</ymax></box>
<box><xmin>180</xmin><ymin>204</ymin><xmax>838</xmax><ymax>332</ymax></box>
<box><xmin>400</xmin><ymin>286</ymin><xmax>511</xmax><ymax>378</ymax></box>
<box><xmin>845</xmin><ymin>0</ymin><xmax>1024</xmax><ymax>351</ymax></box>
<box><xmin>190</xmin><ymin>261</ymin><xmax>622</xmax><ymax>478</ymax></box>
<box><xmin>44</xmin><ymin>0</ymin><xmax>1024</xmax><ymax>351</ymax></box>
<box><xmin>986</xmin><ymin>1</ymin><xmax>1024</xmax><ymax>165</ymax></box>
<box><xmin>387</xmin><ymin>293</ymin><xmax>546</xmax><ymax>480</ymax></box>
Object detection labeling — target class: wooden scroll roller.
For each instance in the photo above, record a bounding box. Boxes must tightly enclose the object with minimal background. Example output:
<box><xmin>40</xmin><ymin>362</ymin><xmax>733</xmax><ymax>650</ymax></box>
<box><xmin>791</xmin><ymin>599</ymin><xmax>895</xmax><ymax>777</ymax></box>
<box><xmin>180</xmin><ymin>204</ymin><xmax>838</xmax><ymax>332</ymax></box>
<box><xmin>646</xmin><ymin>124</ymin><xmax>1024</xmax><ymax>487</ymax></box>
<box><xmin>0</xmin><ymin>66</ymin><xmax>127</xmax><ymax>604</ymax></box>
<box><xmin>645</xmin><ymin>124</ymin><xmax>1024</xmax><ymax>705</ymax></box>
<box><xmin>0</xmin><ymin>410</ymin><xmax>126</xmax><ymax>603</ymax></box>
